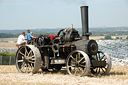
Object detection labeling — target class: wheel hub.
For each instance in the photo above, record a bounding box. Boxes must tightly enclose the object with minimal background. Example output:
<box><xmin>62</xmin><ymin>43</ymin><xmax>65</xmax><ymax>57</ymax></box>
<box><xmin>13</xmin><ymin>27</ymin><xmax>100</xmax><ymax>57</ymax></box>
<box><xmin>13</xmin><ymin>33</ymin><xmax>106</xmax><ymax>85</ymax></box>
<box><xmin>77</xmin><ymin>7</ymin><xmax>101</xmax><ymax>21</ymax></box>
<box><xmin>23</xmin><ymin>57</ymin><xmax>29</xmax><ymax>63</ymax></box>
<box><xmin>75</xmin><ymin>62</ymin><xmax>79</xmax><ymax>67</ymax></box>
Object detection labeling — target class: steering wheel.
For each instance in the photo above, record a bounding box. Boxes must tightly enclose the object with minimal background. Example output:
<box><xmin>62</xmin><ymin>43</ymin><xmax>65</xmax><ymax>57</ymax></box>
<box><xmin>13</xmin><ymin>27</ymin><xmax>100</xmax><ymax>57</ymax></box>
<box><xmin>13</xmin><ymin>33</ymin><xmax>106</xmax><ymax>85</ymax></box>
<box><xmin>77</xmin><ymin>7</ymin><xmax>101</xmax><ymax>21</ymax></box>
<box><xmin>57</xmin><ymin>29</ymin><xmax>65</xmax><ymax>36</ymax></box>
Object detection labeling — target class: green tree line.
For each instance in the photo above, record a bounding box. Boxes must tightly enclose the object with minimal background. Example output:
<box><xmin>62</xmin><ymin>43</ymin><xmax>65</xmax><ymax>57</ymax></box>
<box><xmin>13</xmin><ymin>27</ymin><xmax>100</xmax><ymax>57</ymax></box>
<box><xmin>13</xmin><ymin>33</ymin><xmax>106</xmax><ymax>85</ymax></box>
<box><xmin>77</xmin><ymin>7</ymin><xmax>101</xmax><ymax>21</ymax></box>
<box><xmin>91</xmin><ymin>31</ymin><xmax>128</xmax><ymax>36</ymax></box>
<box><xmin>0</xmin><ymin>52</ymin><xmax>16</xmax><ymax>65</ymax></box>
<box><xmin>0</xmin><ymin>32</ymin><xmax>56</xmax><ymax>38</ymax></box>
<box><xmin>0</xmin><ymin>33</ymin><xmax>19</xmax><ymax>38</ymax></box>
<box><xmin>0</xmin><ymin>31</ymin><xmax>128</xmax><ymax>38</ymax></box>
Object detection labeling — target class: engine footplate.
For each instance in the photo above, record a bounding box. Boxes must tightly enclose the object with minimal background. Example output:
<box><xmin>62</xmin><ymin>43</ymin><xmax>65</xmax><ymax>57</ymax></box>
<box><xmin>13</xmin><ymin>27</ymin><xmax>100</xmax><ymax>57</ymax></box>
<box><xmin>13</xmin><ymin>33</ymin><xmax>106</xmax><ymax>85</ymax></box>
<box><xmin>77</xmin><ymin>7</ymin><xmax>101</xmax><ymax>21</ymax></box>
<box><xmin>51</xmin><ymin>59</ymin><xmax>66</xmax><ymax>64</ymax></box>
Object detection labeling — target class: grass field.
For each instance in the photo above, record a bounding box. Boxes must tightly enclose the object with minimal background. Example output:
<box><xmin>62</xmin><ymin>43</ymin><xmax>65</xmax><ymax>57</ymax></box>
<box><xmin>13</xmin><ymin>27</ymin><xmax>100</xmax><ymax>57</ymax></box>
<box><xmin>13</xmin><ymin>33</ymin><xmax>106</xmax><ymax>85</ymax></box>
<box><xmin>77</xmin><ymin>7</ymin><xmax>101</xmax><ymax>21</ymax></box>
<box><xmin>0</xmin><ymin>65</ymin><xmax>128</xmax><ymax>85</ymax></box>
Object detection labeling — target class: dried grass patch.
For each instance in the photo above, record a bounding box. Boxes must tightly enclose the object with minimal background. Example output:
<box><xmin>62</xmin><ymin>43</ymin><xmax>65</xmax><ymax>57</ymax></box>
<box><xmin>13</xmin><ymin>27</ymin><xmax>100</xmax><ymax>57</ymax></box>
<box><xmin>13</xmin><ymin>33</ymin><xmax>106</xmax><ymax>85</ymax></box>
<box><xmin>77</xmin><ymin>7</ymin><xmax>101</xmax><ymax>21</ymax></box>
<box><xmin>0</xmin><ymin>65</ymin><xmax>128</xmax><ymax>79</ymax></box>
<box><xmin>90</xmin><ymin>66</ymin><xmax>128</xmax><ymax>79</ymax></box>
<box><xmin>0</xmin><ymin>65</ymin><xmax>18</xmax><ymax>73</ymax></box>
<box><xmin>0</xmin><ymin>65</ymin><xmax>128</xmax><ymax>85</ymax></box>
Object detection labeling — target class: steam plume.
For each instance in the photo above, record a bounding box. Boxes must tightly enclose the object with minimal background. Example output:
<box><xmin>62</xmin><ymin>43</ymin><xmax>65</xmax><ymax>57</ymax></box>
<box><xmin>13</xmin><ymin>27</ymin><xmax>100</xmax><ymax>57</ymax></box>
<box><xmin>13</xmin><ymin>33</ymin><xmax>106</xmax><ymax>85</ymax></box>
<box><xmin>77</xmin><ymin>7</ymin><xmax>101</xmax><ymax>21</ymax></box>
<box><xmin>0</xmin><ymin>0</ymin><xmax>87</xmax><ymax>5</ymax></box>
<box><xmin>63</xmin><ymin>0</ymin><xmax>87</xmax><ymax>5</ymax></box>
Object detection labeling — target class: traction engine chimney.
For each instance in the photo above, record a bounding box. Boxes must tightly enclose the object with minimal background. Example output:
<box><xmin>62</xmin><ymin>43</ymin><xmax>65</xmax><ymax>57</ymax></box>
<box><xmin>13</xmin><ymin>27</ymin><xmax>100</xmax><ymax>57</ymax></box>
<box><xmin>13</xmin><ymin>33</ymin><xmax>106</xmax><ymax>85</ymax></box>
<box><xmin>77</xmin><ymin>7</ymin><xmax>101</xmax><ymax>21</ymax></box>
<box><xmin>81</xmin><ymin>6</ymin><xmax>91</xmax><ymax>40</ymax></box>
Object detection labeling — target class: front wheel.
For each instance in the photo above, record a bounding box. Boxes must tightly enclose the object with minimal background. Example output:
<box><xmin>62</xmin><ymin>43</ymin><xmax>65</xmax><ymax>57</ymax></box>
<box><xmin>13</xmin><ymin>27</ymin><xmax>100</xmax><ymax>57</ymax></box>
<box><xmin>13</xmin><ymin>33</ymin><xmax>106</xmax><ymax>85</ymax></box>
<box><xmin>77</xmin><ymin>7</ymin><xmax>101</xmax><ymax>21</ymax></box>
<box><xmin>66</xmin><ymin>50</ymin><xmax>90</xmax><ymax>77</ymax></box>
<box><xmin>91</xmin><ymin>51</ymin><xmax>112</xmax><ymax>75</ymax></box>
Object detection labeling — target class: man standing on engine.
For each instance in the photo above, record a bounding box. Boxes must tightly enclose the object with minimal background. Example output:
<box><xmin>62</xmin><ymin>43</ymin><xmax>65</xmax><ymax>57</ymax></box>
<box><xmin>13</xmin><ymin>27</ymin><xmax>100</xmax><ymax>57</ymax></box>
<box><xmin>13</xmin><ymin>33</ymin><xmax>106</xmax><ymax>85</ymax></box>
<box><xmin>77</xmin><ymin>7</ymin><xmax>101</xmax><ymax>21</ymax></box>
<box><xmin>27</xmin><ymin>29</ymin><xmax>36</xmax><ymax>41</ymax></box>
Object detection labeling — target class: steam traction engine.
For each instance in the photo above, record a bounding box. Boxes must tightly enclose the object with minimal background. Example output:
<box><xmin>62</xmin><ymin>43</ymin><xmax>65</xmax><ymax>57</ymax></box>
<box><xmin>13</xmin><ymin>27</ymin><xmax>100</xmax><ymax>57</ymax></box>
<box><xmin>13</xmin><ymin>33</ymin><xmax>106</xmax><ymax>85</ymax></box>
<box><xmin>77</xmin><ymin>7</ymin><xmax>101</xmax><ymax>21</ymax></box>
<box><xmin>15</xmin><ymin>6</ymin><xmax>112</xmax><ymax>76</ymax></box>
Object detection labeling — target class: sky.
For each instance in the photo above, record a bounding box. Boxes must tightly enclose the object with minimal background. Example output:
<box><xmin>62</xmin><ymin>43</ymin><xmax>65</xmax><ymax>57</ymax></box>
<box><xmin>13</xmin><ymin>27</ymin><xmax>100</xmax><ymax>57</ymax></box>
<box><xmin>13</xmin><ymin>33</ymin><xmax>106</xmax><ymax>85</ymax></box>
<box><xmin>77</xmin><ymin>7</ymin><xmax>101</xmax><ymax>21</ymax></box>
<box><xmin>0</xmin><ymin>0</ymin><xmax>128</xmax><ymax>30</ymax></box>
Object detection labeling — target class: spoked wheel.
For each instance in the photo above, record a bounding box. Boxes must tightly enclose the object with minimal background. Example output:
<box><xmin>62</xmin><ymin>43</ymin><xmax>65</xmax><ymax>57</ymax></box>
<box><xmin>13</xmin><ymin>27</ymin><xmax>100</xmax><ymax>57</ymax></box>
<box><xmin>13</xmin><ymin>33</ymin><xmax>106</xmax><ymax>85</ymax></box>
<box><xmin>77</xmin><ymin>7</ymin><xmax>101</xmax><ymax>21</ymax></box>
<box><xmin>91</xmin><ymin>51</ymin><xmax>112</xmax><ymax>75</ymax></box>
<box><xmin>16</xmin><ymin>45</ymin><xmax>41</xmax><ymax>74</ymax></box>
<box><xmin>66</xmin><ymin>50</ymin><xmax>90</xmax><ymax>77</ymax></box>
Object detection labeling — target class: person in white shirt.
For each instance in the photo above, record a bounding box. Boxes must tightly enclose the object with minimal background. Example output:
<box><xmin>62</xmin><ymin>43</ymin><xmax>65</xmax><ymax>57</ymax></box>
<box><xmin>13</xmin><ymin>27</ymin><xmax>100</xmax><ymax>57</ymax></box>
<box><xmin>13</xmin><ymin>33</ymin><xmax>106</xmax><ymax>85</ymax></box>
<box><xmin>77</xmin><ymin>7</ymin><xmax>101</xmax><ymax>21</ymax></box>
<box><xmin>16</xmin><ymin>32</ymin><xmax>27</xmax><ymax>48</ymax></box>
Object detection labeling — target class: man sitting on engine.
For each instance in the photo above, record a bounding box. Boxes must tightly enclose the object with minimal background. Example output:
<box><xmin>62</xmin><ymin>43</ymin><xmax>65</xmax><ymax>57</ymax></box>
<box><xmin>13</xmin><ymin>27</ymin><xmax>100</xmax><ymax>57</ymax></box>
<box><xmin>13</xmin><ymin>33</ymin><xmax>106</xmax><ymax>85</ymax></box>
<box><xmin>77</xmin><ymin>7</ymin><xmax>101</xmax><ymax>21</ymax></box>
<box><xmin>16</xmin><ymin>32</ymin><xmax>27</xmax><ymax>48</ymax></box>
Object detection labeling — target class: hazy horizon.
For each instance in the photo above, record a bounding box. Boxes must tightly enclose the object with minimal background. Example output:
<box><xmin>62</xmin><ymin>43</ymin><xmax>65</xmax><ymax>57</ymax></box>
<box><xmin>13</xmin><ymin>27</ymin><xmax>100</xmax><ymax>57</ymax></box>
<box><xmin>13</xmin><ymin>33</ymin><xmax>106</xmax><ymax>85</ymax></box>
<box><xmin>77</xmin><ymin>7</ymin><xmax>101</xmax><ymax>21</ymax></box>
<box><xmin>0</xmin><ymin>26</ymin><xmax>128</xmax><ymax>30</ymax></box>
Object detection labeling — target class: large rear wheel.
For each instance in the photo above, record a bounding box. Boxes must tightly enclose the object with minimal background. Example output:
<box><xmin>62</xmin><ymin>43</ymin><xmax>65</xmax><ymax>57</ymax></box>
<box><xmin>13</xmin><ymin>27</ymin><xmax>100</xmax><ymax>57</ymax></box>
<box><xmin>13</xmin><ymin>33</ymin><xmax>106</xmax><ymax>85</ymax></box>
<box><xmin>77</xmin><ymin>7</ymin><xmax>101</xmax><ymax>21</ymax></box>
<box><xmin>16</xmin><ymin>45</ymin><xmax>41</xmax><ymax>74</ymax></box>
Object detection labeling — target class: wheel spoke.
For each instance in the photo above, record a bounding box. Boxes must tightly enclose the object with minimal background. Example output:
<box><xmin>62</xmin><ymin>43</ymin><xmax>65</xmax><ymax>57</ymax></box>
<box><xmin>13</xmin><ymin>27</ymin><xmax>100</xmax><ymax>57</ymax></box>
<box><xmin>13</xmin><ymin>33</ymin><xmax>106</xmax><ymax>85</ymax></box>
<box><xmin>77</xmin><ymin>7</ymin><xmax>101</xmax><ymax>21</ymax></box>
<box><xmin>25</xmin><ymin>47</ymin><xmax>28</xmax><ymax>56</ymax></box>
<box><xmin>79</xmin><ymin>64</ymin><xmax>86</xmax><ymax>67</ymax></box>
<box><xmin>100</xmin><ymin>55</ymin><xmax>105</xmax><ymax>60</ymax></box>
<box><xmin>96</xmin><ymin>68</ymin><xmax>98</xmax><ymax>73</ymax></box>
<box><xmin>19</xmin><ymin>52</ymin><xmax>25</xmax><ymax>56</ymax></box>
<box><xmin>27</xmin><ymin>63</ymin><xmax>32</xmax><ymax>72</ymax></box>
<box><xmin>71</xmin><ymin>66</ymin><xmax>76</xmax><ymax>73</ymax></box>
<box><xmin>104</xmin><ymin>67</ymin><xmax>107</xmax><ymax>71</ymax></box>
<box><xmin>74</xmin><ymin>68</ymin><xmax>78</xmax><ymax>75</ymax></box>
<box><xmin>101</xmin><ymin>67</ymin><xmax>105</xmax><ymax>73</ymax></box>
<box><xmin>30</xmin><ymin>58</ymin><xmax>35</xmax><ymax>61</ymax></box>
<box><xmin>76</xmin><ymin>54</ymin><xmax>77</xmax><ymax>62</ymax></box>
<box><xmin>78</xmin><ymin>67</ymin><xmax>84</xmax><ymax>74</ymax></box>
<box><xmin>76</xmin><ymin>67</ymin><xmax>81</xmax><ymax>75</ymax></box>
<box><xmin>71</xmin><ymin>60</ymin><xmax>75</xmax><ymax>63</ymax></box>
<box><xmin>29</xmin><ymin>60</ymin><xmax>35</xmax><ymax>63</ymax></box>
<box><xmin>28</xmin><ymin>50</ymin><xmax>32</xmax><ymax>57</ymax></box>
<box><xmin>30</xmin><ymin>63</ymin><xmax>34</xmax><ymax>69</ymax></box>
<box><xmin>28</xmin><ymin>56</ymin><xmax>34</xmax><ymax>59</ymax></box>
<box><xmin>78</xmin><ymin>57</ymin><xmax>84</xmax><ymax>63</ymax></box>
<box><xmin>27</xmin><ymin>64</ymin><xmax>30</xmax><ymax>71</ymax></box>
<box><xmin>21</xmin><ymin>62</ymin><xmax>26</xmax><ymax>72</ymax></box>
<box><xmin>81</xmin><ymin>60</ymin><xmax>86</xmax><ymax>64</ymax></box>
<box><xmin>70</xmin><ymin>55</ymin><xmax>76</xmax><ymax>61</ymax></box>
<box><xmin>18</xmin><ymin>60</ymin><xmax>23</xmax><ymax>62</ymax></box>
<box><xmin>25</xmin><ymin>64</ymin><xmax>28</xmax><ymax>73</ymax></box>
<box><xmin>98</xmin><ymin>68</ymin><xmax>100</xmax><ymax>74</ymax></box>
<box><xmin>29</xmin><ymin>56</ymin><xmax>35</xmax><ymax>60</ymax></box>
<box><xmin>96</xmin><ymin>54</ymin><xmax>98</xmax><ymax>61</ymax></box>
<box><xmin>77</xmin><ymin>53</ymin><xmax>81</xmax><ymax>60</ymax></box>
<box><xmin>98</xmin><ymin>53</ymin><xmax>101</xmax><ymax>60</ymax></box>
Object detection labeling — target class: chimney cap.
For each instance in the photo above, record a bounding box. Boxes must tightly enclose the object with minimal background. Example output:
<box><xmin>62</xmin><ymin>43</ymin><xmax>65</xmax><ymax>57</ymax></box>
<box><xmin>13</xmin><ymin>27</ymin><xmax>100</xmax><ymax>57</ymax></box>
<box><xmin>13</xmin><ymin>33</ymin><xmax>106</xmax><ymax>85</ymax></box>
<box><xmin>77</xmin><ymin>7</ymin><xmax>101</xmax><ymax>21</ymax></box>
<box><xmin>81</xmin><ymin>6</ymin><xmax>88</xmax><ymax>8</ymax></box>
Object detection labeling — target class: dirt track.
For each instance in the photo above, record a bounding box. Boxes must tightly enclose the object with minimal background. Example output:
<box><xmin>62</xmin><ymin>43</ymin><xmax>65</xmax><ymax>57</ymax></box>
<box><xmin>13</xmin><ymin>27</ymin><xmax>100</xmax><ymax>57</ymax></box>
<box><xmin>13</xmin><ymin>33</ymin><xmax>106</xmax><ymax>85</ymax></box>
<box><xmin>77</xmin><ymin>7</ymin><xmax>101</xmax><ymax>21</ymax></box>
<box><xmin>0</xmin><ymin>65</ymin><xmax>128</xmax><ymax>85</ymax></box>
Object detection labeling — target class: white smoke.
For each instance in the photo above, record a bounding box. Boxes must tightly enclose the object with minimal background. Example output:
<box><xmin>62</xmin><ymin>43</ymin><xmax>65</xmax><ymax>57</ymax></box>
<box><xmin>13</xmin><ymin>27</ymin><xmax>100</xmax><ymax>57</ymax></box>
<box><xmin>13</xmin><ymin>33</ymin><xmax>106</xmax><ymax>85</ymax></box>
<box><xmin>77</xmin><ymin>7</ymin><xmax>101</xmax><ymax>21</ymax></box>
<box><xmin>62</xmin><ymin>0</ymin><xmax>87</xmax><ymax>5</ymax></box>
<box><xmin>0</xmin><ymin>0</ymin><xmax>87</xmax><ymax>5</ymax></box>
<box><xmin>35</xmin><ymin>0</ymin><xmax>87</xmax><ymax>5</ymax></box>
